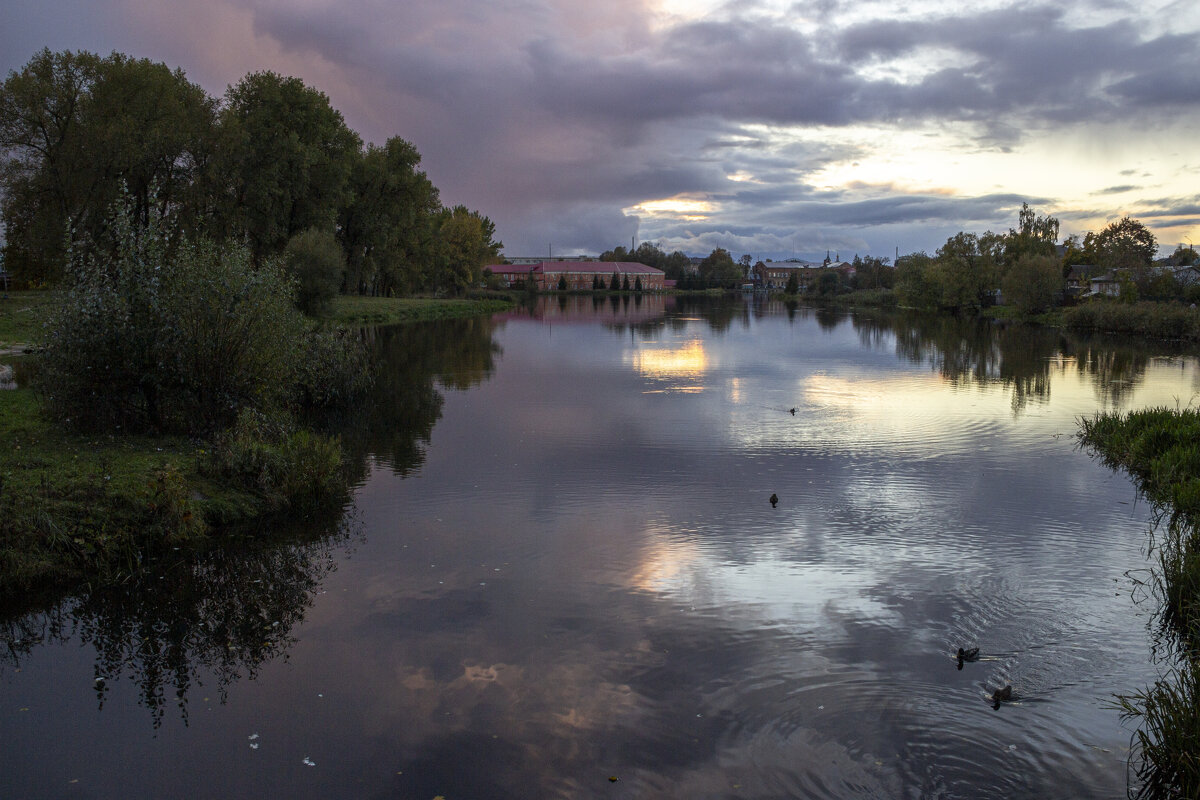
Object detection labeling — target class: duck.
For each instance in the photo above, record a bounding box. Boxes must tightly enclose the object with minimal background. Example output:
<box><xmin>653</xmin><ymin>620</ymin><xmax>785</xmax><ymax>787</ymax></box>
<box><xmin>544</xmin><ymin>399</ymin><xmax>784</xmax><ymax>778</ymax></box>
<box><xmin>957</xmin><ymin>647</ymin><xmax>980</xmax><ymax>665</ymax></box>
<box><xmin>789</xmin><ymin>407</ymin><xmax>796</xmax><ymax>415</ymax></box>
<box><xmin>991</xmin><ymin>685</ymin><xmax>1013</xmax><ymax>708</ymax></box>
<box><xmin>769</xmin><ymin>493</ymin><xmax>779</xmax><ymax>508</ymax></box>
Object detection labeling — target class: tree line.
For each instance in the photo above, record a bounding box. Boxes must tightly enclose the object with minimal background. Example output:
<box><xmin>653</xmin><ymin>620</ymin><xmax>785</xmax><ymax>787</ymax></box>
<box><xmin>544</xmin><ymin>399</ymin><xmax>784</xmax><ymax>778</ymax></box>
<box><xmin>0</xmin><ymin>48</ymin><xmax>501</xmax><ymax>304</ymax></box>
<box><xmin>894</xmin><ymin>205</ymin><xmax>1196</xmax><ymax>314</ymax></box>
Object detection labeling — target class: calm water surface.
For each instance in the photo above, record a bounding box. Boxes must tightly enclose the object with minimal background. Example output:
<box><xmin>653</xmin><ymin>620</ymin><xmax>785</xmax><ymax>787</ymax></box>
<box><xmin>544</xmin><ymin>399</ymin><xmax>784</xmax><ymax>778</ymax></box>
<box><xmin>4</xmin><ymin>296</ymin><xmax>1200</xmax><ymax>799</ymax></box>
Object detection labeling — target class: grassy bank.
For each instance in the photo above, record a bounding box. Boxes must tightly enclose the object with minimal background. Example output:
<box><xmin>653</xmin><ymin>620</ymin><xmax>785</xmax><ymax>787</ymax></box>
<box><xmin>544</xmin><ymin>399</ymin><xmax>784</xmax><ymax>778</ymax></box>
<box><xmin>0</xmin><ymin>386</ymin><xmax>254</xmax><ymax>598</ymax></box>
<box><xmin>1062</xmin><ymin>301</ymin><xmax>1200</xmax><ymax>341</ymax></box>
<box><xmin>0</xmin><ymin>292</ymin><xmax>509</xmax><ymax>601</ymax></box>
<box><xmin>1079</xmin><ymin>407</ymin><xmax>1200</xmax><ymax>797</ymax></box>
<box><xmin>329</xmin><ymin>293</ymin><xmax>514</xmax><ymax>326</ymax></box>
<box><xmin>0</xmin><ymin>290</ymin><xmax>53</xmax><ymax>350</ymax></box>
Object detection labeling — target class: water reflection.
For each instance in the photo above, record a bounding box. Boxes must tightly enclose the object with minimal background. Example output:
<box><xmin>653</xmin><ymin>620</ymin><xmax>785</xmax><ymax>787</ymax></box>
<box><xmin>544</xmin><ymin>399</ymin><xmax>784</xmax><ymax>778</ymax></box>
<box><xmin>338</xmin><ymin>317</ymin><xmax>500</xmax><ymax>475</ymax></box>
<box><xmin>4</xmin><ymin>300</ymin><xmax>1200</xmax><ymax>798</ymax></box>
<box><xmin>0</xmin><ymin>515</ymin><xmax>353</xmax><ymax>727</ymax></box>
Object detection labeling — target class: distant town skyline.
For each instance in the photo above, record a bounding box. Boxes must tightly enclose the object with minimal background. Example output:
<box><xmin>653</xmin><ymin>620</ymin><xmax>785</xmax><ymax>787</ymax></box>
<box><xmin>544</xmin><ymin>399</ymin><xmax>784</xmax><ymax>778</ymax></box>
<box><xmin>4</xmin><ymin>0</ymin><xmax>1198</xmax><ymax>262</ymax></box>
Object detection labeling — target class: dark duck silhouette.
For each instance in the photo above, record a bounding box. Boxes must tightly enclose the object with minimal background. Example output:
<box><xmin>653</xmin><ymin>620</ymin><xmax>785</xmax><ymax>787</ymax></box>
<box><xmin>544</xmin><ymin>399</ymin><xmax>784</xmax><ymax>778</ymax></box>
<box><xmin>769</xmin><ymin>493</ymin><xmax>779</xmax><ymax>508</ymax></box>
<box><xmin>991</xmin><ymin>684</ymin><xmax>1013</xmax><ymax>709</ymax></box>
<box><xmin>956</xmin><ymin>647</ymin><xmax>980</xmax><ymax>669</ymax></box>
<box><xmin>789</xmin><ymin>407</ymin><xmax>796</xmax><ymax>415</ymax></box>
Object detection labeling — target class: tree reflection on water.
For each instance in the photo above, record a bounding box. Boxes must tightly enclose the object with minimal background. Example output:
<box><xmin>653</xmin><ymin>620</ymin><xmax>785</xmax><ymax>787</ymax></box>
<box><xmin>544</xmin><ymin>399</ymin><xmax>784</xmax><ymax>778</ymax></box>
<box><xmin>0</xmin><ymin>316</ymin><xmax>503</xmax><ymax>727</ymax></box>
<box><xmin>0</xmin><ymin>511</ymin><xmax>353</xmax><ymax>727</ymax></box>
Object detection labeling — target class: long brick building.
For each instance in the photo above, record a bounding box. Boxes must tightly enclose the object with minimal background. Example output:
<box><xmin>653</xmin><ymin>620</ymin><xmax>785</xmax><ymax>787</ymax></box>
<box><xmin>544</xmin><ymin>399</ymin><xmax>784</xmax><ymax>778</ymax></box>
<box><xmin>485</xmin><ymin>261</ymin><xmax>666</xmax><ymax>290</ymax></box>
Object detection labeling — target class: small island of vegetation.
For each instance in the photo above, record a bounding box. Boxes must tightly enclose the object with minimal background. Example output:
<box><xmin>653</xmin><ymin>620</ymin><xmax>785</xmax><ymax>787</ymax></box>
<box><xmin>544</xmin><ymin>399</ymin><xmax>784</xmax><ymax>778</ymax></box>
<box><xmin>0</xmin><ymin>48</ymin><xmax>513</xmax><ymax>602</ymax></box>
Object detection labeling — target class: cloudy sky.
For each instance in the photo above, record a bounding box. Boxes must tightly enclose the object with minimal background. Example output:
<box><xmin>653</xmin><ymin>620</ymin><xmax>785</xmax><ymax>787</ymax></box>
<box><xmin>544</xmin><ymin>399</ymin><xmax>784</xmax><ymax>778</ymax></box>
<box><xmin>3</xmin><ymin>0</ymin><xmax>1199</xmax><ymax>260</ymax></box>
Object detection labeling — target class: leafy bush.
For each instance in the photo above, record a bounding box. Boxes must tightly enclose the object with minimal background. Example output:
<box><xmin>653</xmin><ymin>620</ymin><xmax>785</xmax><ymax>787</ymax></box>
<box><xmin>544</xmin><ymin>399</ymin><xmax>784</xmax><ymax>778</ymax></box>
<box><xmin>1063</xmin><ymin>301</ymin><xmax>1200</xmax><ymax>340</ymax></box>
<box><xmin>284</xmin><ymin>227</ymin><xmax>345</xmax><ymax>316</ymax></box>
<box><xmin>39</xmin><ymin>197</ymin><xmax>369</xmax><ymax>435</ymax></box>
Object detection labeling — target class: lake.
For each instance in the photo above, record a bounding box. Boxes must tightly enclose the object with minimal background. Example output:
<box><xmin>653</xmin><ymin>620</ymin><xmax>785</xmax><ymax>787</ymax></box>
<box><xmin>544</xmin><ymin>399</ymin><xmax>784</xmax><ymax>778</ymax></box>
<box><xmin>3</xmin><ymin>295</ymin><xmax>1198</xmax><ymax>799</ymax></box>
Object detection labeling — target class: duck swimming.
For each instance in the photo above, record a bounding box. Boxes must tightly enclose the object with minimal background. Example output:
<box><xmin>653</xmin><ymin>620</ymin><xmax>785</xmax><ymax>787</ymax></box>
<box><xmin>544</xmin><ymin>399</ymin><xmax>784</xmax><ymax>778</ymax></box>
<box><xmin>991</xmin><ymin>684</ymin><xmax>1013</xmax><ymax>708</ymax></box>
<box><xmin>769</xmin><ymin>493</ymin><xmax>779</xmax><ymax>508</ymax></box>
<box><xmin>956</xmin><ymin>647</ymin><xmax>980</xmax><ymax>669</ymax></box>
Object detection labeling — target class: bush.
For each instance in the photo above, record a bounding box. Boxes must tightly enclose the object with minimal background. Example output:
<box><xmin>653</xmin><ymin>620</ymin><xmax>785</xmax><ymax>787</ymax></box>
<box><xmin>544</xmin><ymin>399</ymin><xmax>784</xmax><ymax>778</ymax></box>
<box><xmin>1063</xmin><ymin>300</ymin><xmax>1200</xmax><ymax>340</ymax></box>
<box><xmin>39</xmin><ymin>198</ymin><xmax>368</xmax><ymax>435</ymax></box>
<box><xmin>284</xmin><ymin>227</ymin><xmax>345</xmax><ymax>316</ymax></box>
<box><xmin>205</xmin><ymin>408</ymin><xmax>346</xmax><ymax>509</ymax></box>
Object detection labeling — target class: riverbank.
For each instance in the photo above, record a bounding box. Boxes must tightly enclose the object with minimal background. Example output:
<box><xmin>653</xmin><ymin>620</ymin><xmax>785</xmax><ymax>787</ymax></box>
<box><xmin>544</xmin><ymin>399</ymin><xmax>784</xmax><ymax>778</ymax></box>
<box><xmin>778</xmin><ymin>286</ymin><xmax>1200</xmax><ymax>343</ymax></box>
<box><xmin>329</xmin><ymin>293</ymin><xmax>514</xmax><ymax>326</ymax></box>
<box><xmin>0</xmin><ymin>292</ymin><xmax>513</xmax><ymax>602</ymax></box>
<box><xmin>1078</xmin><ymin>407</ymin><xmax>1200</xmax><ymax>797</ymax></box>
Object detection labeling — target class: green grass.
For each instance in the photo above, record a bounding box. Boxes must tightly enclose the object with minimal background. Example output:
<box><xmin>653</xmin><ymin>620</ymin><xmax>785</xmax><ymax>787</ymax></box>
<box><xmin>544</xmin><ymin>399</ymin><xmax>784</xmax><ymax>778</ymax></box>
<box><xmin>328</xmin><ymin>293</ymin><xmax>513</xmax><ymax>326</ymax></box>
<box><xmin>1080</xmin><ymin>406</ymin><xmax>1200</xmax><ymax>796</ymax></box>
<box><xmin>0</xmin><ymin>386</ymin><xmax>264</xmax><ymax>598</ymax></box>
<box><xmin>0</xmin><ymin>290</ymin><xmax>53</xmax><ymax>349</ymax></box>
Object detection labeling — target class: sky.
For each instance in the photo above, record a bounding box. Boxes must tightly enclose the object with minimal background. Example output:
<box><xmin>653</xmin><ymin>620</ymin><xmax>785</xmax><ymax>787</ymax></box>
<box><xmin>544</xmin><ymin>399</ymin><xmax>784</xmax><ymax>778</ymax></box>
<box><xmin>3</xmin><ymin>0</ymin><xmax>1199</xmax><ymax>261</ymax></box>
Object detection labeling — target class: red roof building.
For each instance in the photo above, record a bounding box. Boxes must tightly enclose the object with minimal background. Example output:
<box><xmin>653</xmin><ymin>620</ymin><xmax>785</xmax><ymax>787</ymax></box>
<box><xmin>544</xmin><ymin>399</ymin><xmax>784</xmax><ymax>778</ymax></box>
<box><xmin>485</xmin><ymin>261</ymin><xmax>666</xmax><ymax>290</ymax></box>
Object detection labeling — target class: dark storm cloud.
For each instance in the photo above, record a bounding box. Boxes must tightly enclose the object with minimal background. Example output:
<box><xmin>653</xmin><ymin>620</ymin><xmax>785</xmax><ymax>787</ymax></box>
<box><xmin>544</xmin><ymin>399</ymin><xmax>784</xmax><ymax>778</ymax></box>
<box><xmin>2</xmin><ymin>0</ymin><xmax>1198</xmax><ymax>255</ymax></box>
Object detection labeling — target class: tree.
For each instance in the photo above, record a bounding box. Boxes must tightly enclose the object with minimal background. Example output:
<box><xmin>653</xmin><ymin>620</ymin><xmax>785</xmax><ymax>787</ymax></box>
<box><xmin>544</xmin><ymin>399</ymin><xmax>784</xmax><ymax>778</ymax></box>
<box><xmin>928</xmin><ymin>233</ymin><xmax>997</xmax><ymax>311</ymax></box>
<box><xmin>1004</xmin><ymin>203</ymin><xmax>1059</xmax><ymax>263</ymax></box>
<box><xmin>698</xmin><ymin>248</ymin><xmax>740</xmax><ymax>287</ymax></box>
<box><xmin>0</xmin><ymin>49</ymin><xmax>216</xmax><ymax>283</ymax></box>
<box><xmin>220</xmin><ymin>71</ymin><xmax>361</xmax><ymax>261</ymax></box>
<box><xmin>434</xmin><ymin>205</ymin><xmax>502</xmax><ymax>295</ymax></box>
<box><xmin>1164</xmin><ymin>244</ymin><xmax>1199</xmax><ymax>267</ymax></box>
<box><xmin>284</xmin><ymin>227</ymin><xmax>345</xmax><ymax>315</ymax></box>
<box><xmin>338</xmin><ymin>136</ymin><xmax>440</xmax><ymax>295</ymax></box>
<box><xmin>895</xmin><ymin>251</ymin><xmax>938</xmax><ymax>308</ymax></box>
<box><xmin>1092</xmin><ymin>216</ymin><xmax>1157</xmax><ymax>272</ymax></box>
<box><xmin>610</xmin><ymin>271</ymin><xmax>620</xmax><ymax>291</ymax></box>
<box><xmin>1001</xmin><ymin>254</ymin><xmax>1063</xmax><ymax>314</ymax></box>
<box><xmin>557</xmin><ymin>274</ymin><xmax>567</xmax><ymax>291</ymax></box>
<box><xmin>785</xmin><ymin>271</ymin><xmax>799</xmax><ymax>294</ymax></box>
<box><xmin>634</xmin><ymin>275</ymin><xmax>643</xmax><ymax>292</ymax></box>
<box><xmin>622</xmin><ymin>274</ymin><xmax>631</xmax><ymax>291</ymax></box>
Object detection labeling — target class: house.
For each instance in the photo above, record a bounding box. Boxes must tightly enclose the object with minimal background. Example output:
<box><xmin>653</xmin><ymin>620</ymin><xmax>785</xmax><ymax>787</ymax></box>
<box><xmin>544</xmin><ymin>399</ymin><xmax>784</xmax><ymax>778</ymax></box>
<box><xmin>484</xmin><ymin>261</ymin><xmax>666</xmax><ymax>290</ymax></box>
<box><xmin>1090</xmin><ymin>272</ymin><xmax>1122</xmax><ymax>297</ymax></box>
<box><xmin>1065</xmin><ymin>265</ymin><xmax>1097</xmax><ymax>296</ymax></box>
<box><xmin>1174</xmin><ymin>265</ymin><xmax>1200</xmax><ymax>286</ymax></box>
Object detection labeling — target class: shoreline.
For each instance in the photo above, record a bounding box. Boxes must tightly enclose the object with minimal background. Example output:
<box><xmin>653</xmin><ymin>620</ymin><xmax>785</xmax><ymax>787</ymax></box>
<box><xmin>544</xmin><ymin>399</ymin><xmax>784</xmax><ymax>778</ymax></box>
<box><xmin>0</xmin><ymin>292</ymin><xmax>515</xmax><ymax>602</ymax></box>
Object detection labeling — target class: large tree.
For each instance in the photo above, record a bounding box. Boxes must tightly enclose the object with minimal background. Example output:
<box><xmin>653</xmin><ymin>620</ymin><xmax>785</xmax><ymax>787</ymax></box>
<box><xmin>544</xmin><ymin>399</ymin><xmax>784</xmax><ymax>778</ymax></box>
<box><xmin>339</xmin><ymin>136</ymin><xmax>440</xmax><ymax>295</ymax></box>
<box><xmin>219</xmin><ymin>71</ymin><xmax>361</xmax><ymax>261</ymax></box>
<box><xmin>1090</xmin><ymin>216</ymin><xmax>1157</xmax><ymax>272</ymax></box>
<box><xmin>698</xmin><ymin>247</ymin><xmax>741</xmax><ymax>287</ymax></box>
<box><xmin>0</xmin><ymin>50</ymin><xmax>215</xmax><ymax>283</ymax></box>
<box><xmin>434</xmin><ymin>205</ymin><xmax>502</xmax><ymax>295</ymax></box>
<box><xmin>929</xmin><ymin>232</ymin><xmax>997</xmax><ymax>312</ymax></box>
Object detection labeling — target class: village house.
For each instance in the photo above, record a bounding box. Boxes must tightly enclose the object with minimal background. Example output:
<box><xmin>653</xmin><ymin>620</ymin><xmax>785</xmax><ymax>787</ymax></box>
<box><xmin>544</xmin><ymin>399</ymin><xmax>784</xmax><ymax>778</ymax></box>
<box><xmin>485</xmin><ymin>261</ymin><xmax>667</xmax><ymax>290</ymax></box>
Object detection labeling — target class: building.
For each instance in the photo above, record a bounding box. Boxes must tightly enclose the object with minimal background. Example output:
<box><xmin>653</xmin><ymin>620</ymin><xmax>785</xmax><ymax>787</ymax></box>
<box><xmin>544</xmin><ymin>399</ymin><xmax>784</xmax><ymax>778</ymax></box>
<box><xmin>484</xmin><ymin>261</ymin><xmax>667</xmax><ymax>290</ymax></box>
<box><xmin>752</xmin><ymin>261</ymin><xmax>855</xmax><ymax>290</ymax></box>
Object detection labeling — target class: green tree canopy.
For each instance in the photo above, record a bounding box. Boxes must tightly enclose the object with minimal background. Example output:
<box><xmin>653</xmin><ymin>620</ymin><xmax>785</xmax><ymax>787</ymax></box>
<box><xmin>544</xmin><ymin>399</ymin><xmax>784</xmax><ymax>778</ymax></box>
<box><xmin>434</xmin><ymin>205</ymin><xmax>502</xmax><ymax>295</ymax></box>
<box><xmin>0</xmin><ymin>49</ymin><xmax>216</xmax><ymax>283</ymax></box>
<box><xmin>220</xmin><ymin>71</ymin><xmax>361</xmax><ymax>261</ymax></box>
<box><xmin>1090</xmin><ymin>216</ymin><xmax>1157</xmax><ymax>272</ymax></box>
<box><xmin>339</xmin><ymin>136</ymin><xmax>440</xmax><ymax>295</ymax></box>
<box><xmin>698</xmin><ymin>247</ymin><xmax>741</xmax><ymax>287</ymax></box>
